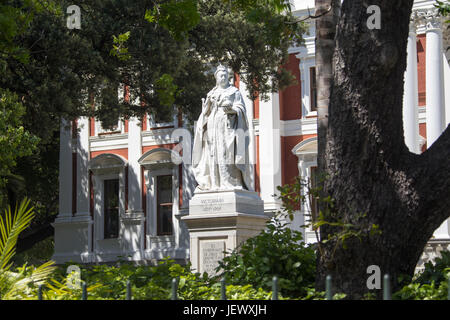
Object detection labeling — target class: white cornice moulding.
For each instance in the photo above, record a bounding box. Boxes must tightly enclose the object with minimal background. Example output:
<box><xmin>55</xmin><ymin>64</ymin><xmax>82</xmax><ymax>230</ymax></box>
<box><xmin>418</xmin><ymin>106</ymin><xmax>427</xmax><ymax>123</ymax></box>
<box><xmin>89</xmin><ymin>134</ymin><xmax>129</xmax><ymax>152</ymax></box>
<box><xmin>141</xmin><ymin>127</ymin><xmax>178</xmax><ymax>146</ymax></box>
<box><xmin>280</xmin><ymin>117</ymin><xmax>318</xmax><ymax>137</ymax></box>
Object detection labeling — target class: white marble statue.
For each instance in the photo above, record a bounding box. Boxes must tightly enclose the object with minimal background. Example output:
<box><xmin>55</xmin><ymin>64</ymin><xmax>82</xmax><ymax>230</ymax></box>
<box><xmin>192</xmin><ymin>65</ymin><xmax>253</xmax><ymax>192</ymax></box>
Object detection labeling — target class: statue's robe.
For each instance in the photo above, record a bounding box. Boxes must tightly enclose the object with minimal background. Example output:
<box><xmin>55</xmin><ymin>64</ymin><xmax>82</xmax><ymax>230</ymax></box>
<box><xmin>192</xmin><ymin>85</ymin><xmax>253</xmax><ymax>191</ymax></box>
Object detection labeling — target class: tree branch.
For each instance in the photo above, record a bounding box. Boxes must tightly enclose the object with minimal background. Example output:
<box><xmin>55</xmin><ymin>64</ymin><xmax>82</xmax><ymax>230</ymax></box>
<box><xmin>285</xmin><ymin>5</ymin><xmax>333</xmax><ymax>24</ymax></box>
<box><xmin>415</xmin><ymin>125</ymin><xmax>450</xmax><ymax>222</ymax></box>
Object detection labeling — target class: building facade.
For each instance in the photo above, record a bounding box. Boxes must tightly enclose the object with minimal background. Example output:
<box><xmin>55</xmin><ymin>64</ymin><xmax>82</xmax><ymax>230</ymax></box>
<box><xmin>52</xmin><ymin>0</ymin><xmax>450</xmax><ymax>267</ymax></box>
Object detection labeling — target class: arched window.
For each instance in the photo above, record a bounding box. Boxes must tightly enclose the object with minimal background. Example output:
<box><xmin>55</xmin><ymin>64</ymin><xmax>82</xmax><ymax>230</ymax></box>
<box><xmin>89</xmin><ymin>153</ymin><xmax>127</xmax><ymax>247</ymax></box>
<box><xmin>138</xmin><ymin>148</ymin><xmax>181</xmax><ymax>245</ymax></box>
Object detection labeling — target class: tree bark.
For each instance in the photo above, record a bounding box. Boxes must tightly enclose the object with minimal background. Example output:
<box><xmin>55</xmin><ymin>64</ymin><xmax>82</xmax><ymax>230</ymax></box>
<box><xmin>316</xmin><ymin>0</ymin><xmax>340</xmax><ymax>177</ymax></box>
<box><xmin>316</xmin><ymin>0</ymin><xmax>450</xmax><ymax>299</ymax></box>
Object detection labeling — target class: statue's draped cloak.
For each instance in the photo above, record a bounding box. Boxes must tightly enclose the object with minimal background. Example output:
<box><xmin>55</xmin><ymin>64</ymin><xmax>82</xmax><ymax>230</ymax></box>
<box><xmin>192</xmin><ymin>85</ymin><xmax>253</xmax><ymax>191</ymax></box>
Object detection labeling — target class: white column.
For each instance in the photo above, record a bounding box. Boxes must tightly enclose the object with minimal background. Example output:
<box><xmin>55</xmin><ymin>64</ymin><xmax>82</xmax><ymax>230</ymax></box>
<box><xmin>127</xmin><ymin>117</ymin><xmax>143</xmax><ymax>214</ymax></box>
<box><xmin>75</xmin><ymin>117</ymin><xmax>90</xmax><ymax>217</ymax></box>
<box><xmin>443</xmin><ymin>53</ymin><xmax>450</xmax><ymax>127</ymax></box>
<box><xmin>259</xmin><ymin>92</ymin><xmax>282</xmax><ymax>213</ymax></box>
<box><xmin>238</xmin><ymin>78</ymin><xmax>256</xmax><ymax>191</ymax></box>
<box><xmin>424</xmin><ymin>13</ymin><xmax>450</xmax><ymax>241</ymax></box>
<box><xmin>57</xmin><ymin>118</ymin><xmax>73</xmax><ymax>219</ymax></box>
<box><xmin>425</xmin><ymin>15</ymin><xmax>445</xmax><ymax>147</ymax></box>
<box><xmin>402</xmin><ymin>23</ymin><xmax>420</xmax><ymax>154</ymax></box>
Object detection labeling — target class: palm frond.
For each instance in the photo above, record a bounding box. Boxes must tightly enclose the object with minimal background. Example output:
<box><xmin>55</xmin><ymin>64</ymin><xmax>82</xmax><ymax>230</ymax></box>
<box><xmin>2</xmin><ymin>261</ymin><xmax>56</xmax><ymax>299</ymax></box>
<box><xmin>0</xmin><ymin>198</ymin><xmax>35</xmax><ymax>271</ymax></box>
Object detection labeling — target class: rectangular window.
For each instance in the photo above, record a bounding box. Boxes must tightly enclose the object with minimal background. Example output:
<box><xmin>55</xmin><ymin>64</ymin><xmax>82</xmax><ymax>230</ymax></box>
<box><xmin>310</xmin><ymin>67</ymin><xmax>317</xmax><ymax>112</ymax></box>
<box><xmin>310</xmin><ymin>166</ymin><xmax>318</xmax><ymax>222</ymax></box>
<box><xmin>156</xmin><ymin>175</ymin><xmax>173</xmax><ymax>236</ymax></box>
<box><xmin>104</xmin><ymin>179</ymin><xmax>120</xmax><ymax>239</ymax></box>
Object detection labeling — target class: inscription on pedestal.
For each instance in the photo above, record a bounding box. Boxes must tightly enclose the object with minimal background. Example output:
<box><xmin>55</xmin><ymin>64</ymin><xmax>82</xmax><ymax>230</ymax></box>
<box><xmin>200</xmin><ymin>198</ymin><xmax>224</xmax><ymax>213</ymax></box>
<box><xmin>200</xmin><ymin>240</ymin><xmax>225</xmax><ymax>276</ymax></box>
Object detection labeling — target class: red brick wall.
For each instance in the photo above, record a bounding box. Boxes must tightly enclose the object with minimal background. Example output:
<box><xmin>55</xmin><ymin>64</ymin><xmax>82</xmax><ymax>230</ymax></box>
<box><xmin>253</xmin><ymin>96</ymin><xmax>260</xmax><ymax>119</ymax></box>
<box><xmin>279</xmin><ymin>54</ymin><xmax>301</xmax><ymax>121</ymax></box>
<box><xmin>90</xmin><ymin>148</ymin><xmax>128</xmax><ymax>160</ymax></box>
<box><xmin>280</xmin><ymin>134</ymin><xmax>317</xmax><ymax>186</ymax></box>
<box><xmin>417</xmin><ymin>34</ymin><xmax>426</xmax><ymax>107</ymax></box>
<box><xmin>142</xmin><ymin>143</ymin><xmax>177</xmax><ymax>154</ymax></box>
<box><xmin>89</xmin><ymin>118</ymin><xmax>95</xmax><ymax>136</ymax></box>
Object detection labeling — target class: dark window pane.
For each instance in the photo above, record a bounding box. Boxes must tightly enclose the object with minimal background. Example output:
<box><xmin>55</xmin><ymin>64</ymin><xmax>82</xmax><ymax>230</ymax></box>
<box><xmin>157</xmin><ymin>175</ymin><xmax>173</xmax><ymax>236</ymax></box>
<box><xmin>310</xmin><ymin>67</ymin><xmax>317</xmax><ymax>112</ymax></box>
<box><xmin>157</xmin><ymin>175</ymin><xmax>172</xmax><ymax>203</ymax></box>
<box><xmin>159</xmin><ymin>205</ymin><xmax>173</xmax><ymax>235</ymax></box>
<box><xmin>310</xmin><ymin>167</ymin><xmax>318</xmax><ymax>222</ymax></box>
<box><xmin>104</xmin><ymin>179</ymin><xmax>119</xmax><ymax>239</ymax></box>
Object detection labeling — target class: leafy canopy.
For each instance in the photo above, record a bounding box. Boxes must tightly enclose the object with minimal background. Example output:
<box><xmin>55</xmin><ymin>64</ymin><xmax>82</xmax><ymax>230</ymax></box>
<box><xmin>0</xmin><ymin>89</ymin><xmax>39</xmax><ymax>207</ymax></box>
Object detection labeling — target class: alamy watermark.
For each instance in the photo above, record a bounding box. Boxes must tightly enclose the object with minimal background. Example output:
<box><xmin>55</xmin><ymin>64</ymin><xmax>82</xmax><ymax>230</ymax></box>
<box><xmin>366</xmin><ymin>265</ymin><xmax>381</xmax><ymax>290</ymax></box>
<box><xmin>367</xmin><ymin>5</ymin><xmax>381</xmax><ymax>30</ymax></box>
<box><xmin>67</xmin><ymin>5</ymin><xmax>81</xmax><ymax>30</ymax></box>
<box><xmin>66</xmin><ymin>264</ymin><xmax>82</xmax><ymax>289</ymax></box>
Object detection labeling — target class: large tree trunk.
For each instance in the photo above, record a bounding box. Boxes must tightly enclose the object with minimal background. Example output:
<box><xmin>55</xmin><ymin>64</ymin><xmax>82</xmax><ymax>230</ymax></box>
<box><xmin>316</xmin><ymin>0</ymin><xmax>340</xmax><ymax>176</ymax></box>
<box><xmin>314</xmin><ymin>0</ymin><xmax>340</xmax><ymax>291</ymax></box>
<box><xmin>316</xmin><ymin>0</ymin><xmax>450</xmax><ymax>299</ymax></box>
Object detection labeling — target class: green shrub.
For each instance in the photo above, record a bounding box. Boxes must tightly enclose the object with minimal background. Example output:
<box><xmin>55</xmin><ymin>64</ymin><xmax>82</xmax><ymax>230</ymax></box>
<box><xmin>393</xmin><ymin>250</ymin><xmax>450</xmax><ymax>300</ymax></box>
<box><xmin>394</xmin><ymin>278</ymin><xmax>449</xmax><ymax>300</ymax></box>
<box><xmin>216</xmin><ymin>215</ymin><xmax>316</xmax><ymax>298</ymax></box>
<box><xmin>416</xmin><ymin>250</ymin><xmax>450</xmax><ymax>285</ymax></box>
<box><xmin>39</xmin><ymin>258</ymin><xmax>276</xmax><ymax>300</ymax></box>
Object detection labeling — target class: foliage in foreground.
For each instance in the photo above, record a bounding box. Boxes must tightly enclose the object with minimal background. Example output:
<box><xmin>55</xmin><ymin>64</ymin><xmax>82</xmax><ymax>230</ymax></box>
<box><xmin>40</xmin><ymin>259</ymin><xmax>276</xmax><ymax>300</ymax></box>
<box><xmin>0</xmin><ymin>198</ymin><xmax>55</xmax><ymax>299</ymax></box>
<box><xmin>416</xmin><ymin>250</ymin><xmax>450</xmax><ymax>285</ymax></box>
<box><xmin>216</xmin><ymin>215</ymin><xmax>316</xmax><ymax>298</ymax></box>
<box><xmin>2</xmin><ymin>196</ymin><xmax>449</xmax><ymax>300</ymax></box>
<box><xmin>393</xmin><ymin>251</ymin><xmax>450</xmax><ymax>300</ymax></box>
<box><xmin>394</xmin><ymin>278</ymin><xmax>449</xmax><ymax>300</ymax></box>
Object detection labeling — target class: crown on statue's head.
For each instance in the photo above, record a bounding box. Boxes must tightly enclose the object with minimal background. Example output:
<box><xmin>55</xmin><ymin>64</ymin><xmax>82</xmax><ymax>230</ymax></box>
<box><xmin>214</xmin><ymin>64</ymin><xmax>228</xmax><ymax>77</ymax></box>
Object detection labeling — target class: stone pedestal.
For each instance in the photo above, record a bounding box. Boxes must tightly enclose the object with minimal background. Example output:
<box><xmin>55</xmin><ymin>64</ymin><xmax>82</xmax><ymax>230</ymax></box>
<box><xmin>181</xmin><ymin>189</ymin><xmax>268</xmax><ymax>275</ymax></box>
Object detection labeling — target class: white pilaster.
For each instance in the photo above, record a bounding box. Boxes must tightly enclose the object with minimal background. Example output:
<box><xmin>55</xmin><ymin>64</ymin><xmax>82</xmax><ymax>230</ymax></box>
<box><xmin>425</xmin><ymin>14</ymin><xmax>445</xmax><ymax>147</ymax></box>
<box><xmin>57</xmin><ymin>118</ymin><xmax>73</xmax><ymax>218</ymax></box>
<box><xmin>403</xmin><ymin>23</ymin><xmax>420</xmax><ymax>153</ymax></box>
<box><xmin>127</xmin><ymin>117</ymin><xmax>143</xmax><ymax>214</ymax></box>
<box><xmin>53</xmin><ymin>117</ymin><xmax>92</xmax><ymax>263</ymax></box>
<box><xmin>258</xmin><ymin>92</ymin><xmax>282</xmax><ymax>213</ymax></box>
<box><xmin>76</xmin><ymin>117</ymin><xmax>90</xmax><ymax>217</ymax></box>
<box><xmin>127</xmin><ymin>117</ymin><xmax>145</xmax><ymax>255</ymax></box>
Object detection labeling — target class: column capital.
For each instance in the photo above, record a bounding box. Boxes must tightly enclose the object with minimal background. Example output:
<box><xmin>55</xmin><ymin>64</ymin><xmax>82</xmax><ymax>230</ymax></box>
<box><xmin>408</xmin><ymin>21</ymin><xmax>417</xmax><ymax>35</ymax></box>
<box><xmin>409</xmin><ymin>11</ymin><xmax>420</xmax><ymax>34</ymax></box>
<box><xmin>426</xmin><ymin>16</ymin><xmax>442</xmax><ymax>32</ymax></box>
<box><xmin>415</xmin><ymin>9</ymin><xmax>443</xmax><ymax>32</ymax></box>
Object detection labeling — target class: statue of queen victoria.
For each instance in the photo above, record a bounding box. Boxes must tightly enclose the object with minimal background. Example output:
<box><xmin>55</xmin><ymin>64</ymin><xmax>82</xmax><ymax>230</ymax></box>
<box><xmin>192</xmin><ymin>65</ymin><xmax>253</xmax><ymax>192</ymax></box>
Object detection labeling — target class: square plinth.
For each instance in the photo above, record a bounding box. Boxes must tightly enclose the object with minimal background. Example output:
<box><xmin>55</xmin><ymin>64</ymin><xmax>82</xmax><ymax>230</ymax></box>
<box><xmin>182</xmin><ymin>189</ymin><xmax>268</xmax><ymax>275</ymax></box>
<box><xmin>188</xmin><ymin>189</ymin><xmax>264</xmax><ymax>217</ymax></box>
